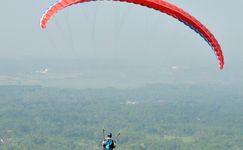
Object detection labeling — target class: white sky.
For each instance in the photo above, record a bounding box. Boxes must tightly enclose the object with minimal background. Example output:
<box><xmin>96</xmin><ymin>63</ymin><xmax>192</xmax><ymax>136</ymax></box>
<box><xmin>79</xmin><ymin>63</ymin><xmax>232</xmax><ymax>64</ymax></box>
<box><xmin>0</xmin><ymin>0</ymin><xmax>242</xmax><ymax>84</ymax></box>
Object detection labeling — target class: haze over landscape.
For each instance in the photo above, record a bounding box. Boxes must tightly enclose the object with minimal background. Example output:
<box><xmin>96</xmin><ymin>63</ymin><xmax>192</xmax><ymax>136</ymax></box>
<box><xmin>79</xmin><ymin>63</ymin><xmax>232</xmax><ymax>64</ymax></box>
<box><xmin>1</xmin><ymin>0</ymin><xmax>243</xmax><ymax>149</ymax></box>
<box><xmin>0</xmin><ymin>0</ymin><xmax>242</xmax><ymax>88</ymax></box>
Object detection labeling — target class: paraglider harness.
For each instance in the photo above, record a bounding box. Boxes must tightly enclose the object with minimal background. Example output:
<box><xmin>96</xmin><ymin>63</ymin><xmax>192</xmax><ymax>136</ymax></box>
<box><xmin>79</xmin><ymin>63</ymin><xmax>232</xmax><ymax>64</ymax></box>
<box><xmin>102</xmin><ymin>129</ymin><xmax>120</xmax><ymax>150</ymax></box>
<box><xmin>103</xmin><ymin>138</ymin><xmax>115</xmax><ymax>150</ymax></box>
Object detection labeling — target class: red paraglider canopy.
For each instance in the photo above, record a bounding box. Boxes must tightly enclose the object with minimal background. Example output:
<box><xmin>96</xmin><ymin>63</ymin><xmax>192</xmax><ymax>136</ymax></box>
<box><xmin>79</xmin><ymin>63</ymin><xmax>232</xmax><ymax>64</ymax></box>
<box><xmin>40</xmin><ymin>0</ymin><xmax>224</xmax><ymax>70</ymax></box>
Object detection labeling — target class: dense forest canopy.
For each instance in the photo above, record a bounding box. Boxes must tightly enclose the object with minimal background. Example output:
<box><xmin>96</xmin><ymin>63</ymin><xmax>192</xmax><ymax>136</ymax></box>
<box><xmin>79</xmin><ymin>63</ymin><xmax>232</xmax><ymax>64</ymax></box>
<box><xmin>0</xmin><ymin>84</ymin><xmax>243</xmax><ymax>149</ymax></box>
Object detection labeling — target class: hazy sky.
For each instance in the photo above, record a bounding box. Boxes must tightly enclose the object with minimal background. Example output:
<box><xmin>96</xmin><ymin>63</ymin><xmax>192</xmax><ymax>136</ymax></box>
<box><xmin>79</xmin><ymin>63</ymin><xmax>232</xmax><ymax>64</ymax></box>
<box><xmin>0</xmin><ymin>0</ymin><xmax>243</xmax><ymax>86</ymax></box>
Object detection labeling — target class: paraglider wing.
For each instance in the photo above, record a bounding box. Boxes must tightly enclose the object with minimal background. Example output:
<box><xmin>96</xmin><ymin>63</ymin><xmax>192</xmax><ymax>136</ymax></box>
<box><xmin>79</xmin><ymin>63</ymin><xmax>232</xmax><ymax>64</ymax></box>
<box><xmin>40</xmin><ymin>0</ymin><xmax>224</xmax><ymax>70</ymax></box>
